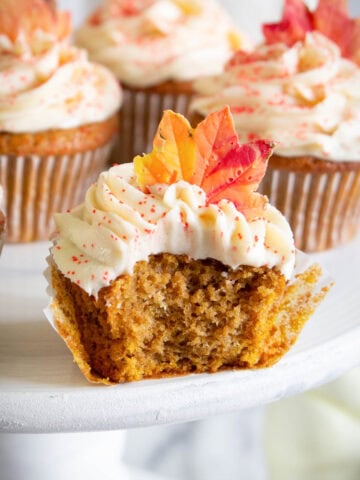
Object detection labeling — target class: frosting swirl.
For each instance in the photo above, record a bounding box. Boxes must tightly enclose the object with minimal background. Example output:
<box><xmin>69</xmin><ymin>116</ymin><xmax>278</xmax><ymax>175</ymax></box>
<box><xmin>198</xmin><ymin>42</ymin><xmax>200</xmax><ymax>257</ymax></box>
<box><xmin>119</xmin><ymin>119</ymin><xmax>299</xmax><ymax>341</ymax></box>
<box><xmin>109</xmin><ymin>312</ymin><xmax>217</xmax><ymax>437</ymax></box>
<box><xmin>191</xmin><ymin>32</ymin><xmax>360</xmax><ymax>161</ymax></box>
<box><xmin>75</xmin><ymin>0</ymin><xmax>246</xmax><ymax>88</ymax></box>
<box><xmin>0</xmin><ymin>31</ymin><xmax>122</xmax><ymax>133</ymax></box>
<box><xmin>51</xmin><ymin>163</ymin><xmax>295</xmax><ymax>297</ymax></box>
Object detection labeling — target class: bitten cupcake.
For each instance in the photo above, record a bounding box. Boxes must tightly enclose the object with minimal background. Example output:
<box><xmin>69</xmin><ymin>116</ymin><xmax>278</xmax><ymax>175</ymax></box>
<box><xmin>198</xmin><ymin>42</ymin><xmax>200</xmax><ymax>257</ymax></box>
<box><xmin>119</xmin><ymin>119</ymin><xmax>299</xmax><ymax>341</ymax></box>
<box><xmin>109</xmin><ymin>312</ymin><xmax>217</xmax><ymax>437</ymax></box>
<box><xmin>46</xmin><ymin>107</ymin><xmax>330</xmax><ymax>384</ymax></box>
<box><xmin>190</xmin><ymin>0</ymin><xmax>360</xmax><ymax>252</ymax></box>
<box><xmin>0</xmin><ymin>0</ymin><xmax>122</xmax><ymax>242</ymax></box>
<box><xmin>75</xmin><ymin>0</ymin><xmax>247</xmax><ymax>164</ymax></box>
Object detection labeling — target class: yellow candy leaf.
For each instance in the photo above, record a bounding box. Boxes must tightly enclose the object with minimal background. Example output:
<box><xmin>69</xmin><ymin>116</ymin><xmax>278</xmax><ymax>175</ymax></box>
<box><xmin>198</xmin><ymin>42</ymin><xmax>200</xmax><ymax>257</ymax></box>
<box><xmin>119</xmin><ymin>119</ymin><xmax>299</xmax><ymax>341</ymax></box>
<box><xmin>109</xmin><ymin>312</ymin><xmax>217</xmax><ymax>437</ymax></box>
<box><xmin>134</xmin><ymin>110</ymin><xmax>196</xmax><ymax>188</ymax></box>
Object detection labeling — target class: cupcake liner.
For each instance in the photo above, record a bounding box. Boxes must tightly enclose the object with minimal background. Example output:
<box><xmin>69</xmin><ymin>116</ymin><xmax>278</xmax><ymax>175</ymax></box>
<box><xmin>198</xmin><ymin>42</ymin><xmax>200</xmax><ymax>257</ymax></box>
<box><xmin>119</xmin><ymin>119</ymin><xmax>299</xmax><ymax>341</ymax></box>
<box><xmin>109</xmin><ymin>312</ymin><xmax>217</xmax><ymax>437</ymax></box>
<box><xmin>259</xmin><ymin>164</ymin><xmax>360</xmax><ymax>252</ymax></box>
<box><xmin>115</xmin><ymin>87</ymin><xmax>193</xmax><ymax>164</ymax></box>
<box><xmin>0</xmin><ymin>140</ymin><xmax>114</xmax><ymax>243</ymax></box>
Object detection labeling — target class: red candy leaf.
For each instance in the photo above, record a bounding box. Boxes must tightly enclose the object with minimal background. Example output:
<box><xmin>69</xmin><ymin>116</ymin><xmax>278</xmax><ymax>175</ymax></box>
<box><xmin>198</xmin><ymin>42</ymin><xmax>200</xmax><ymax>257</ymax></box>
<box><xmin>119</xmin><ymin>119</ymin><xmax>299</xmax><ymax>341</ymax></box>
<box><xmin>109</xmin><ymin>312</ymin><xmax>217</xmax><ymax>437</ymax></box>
<box><xmin>313</xmin><ymin>0</ymin><xmax>360</xmax><ymax>65</ymax></box>
<box><xmin>204</xmin><ymin>140</ymin><xmax>275</xmax><ymax>205</ymax></box>
<box><xmin>263</xmin><ymin>0</ymin><xmax>312</xmax><ymax>46</ymax></box>
<box><xmin>262</xmin><ymin>0</ymin><xmax>360</xmax><ymax>65</ymax></box>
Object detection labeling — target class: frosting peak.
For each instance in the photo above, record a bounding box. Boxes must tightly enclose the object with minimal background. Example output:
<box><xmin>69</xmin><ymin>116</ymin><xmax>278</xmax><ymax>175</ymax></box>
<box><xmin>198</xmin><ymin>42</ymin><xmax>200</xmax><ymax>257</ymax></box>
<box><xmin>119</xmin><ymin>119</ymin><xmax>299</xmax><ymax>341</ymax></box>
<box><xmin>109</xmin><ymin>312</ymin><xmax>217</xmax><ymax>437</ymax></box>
<box><xmin>75</xmin><ymin>0</ymin><xmax>246</xmax><ymax>88</ymax></box>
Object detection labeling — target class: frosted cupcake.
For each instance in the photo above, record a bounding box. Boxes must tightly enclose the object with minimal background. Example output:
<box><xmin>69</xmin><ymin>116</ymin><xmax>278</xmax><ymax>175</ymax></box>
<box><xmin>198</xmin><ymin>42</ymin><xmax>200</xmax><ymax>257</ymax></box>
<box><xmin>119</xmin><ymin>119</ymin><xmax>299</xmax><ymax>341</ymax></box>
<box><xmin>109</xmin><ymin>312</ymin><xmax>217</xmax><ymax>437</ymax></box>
<box><xmin>190</xmin><ymin>0</ymin><xmax>360</xmax><ymax>252</ymax></box>
<box><xmin>0</xmin><ymin>0</ymin><xmax>122</xmax><ymax>242</ymax></box>
<box><xmin>75</xmin><ymin>0</ymin><xmax>246</xmax><ymax>164</ymax></box>
<box><xmin>47</xmin><ymin>107</ymin><xmax>330</xmax><ymax>384</ymax></box>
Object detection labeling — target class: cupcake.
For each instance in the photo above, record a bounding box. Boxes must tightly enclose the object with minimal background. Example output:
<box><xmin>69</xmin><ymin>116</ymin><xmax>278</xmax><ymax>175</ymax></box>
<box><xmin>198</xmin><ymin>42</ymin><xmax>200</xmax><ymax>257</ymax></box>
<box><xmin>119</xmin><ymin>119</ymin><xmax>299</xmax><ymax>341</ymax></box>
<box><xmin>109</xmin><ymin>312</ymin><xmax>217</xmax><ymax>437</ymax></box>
<box><xmin>75</xmin><ymin>0</ymin><xmax>247</xmax><ymax>164</ymax></box>
<box><xmin>190</xmin><ymin>0</ymin><xmax>360</xmax><ymax>252</ymax></box>
<box><xmin>46</xmin><ymin>107</ymin><xmax>330</xmax><ymax>384</ymax></box>
<box><xmin>0</xmin><ymin>0</ymin><xmax>122</xmax><ymax>242</ymax></box>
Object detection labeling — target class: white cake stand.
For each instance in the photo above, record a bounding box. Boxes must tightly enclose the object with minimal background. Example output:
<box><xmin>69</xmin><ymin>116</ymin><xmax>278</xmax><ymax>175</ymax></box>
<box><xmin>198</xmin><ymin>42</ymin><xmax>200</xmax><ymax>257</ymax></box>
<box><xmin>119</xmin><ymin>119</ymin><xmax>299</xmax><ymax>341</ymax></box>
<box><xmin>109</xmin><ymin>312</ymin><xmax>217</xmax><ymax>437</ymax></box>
<box><xmin>1</xmin><ymin>237</ymin><xmax>359</xmax><ymax>479</ymax></box>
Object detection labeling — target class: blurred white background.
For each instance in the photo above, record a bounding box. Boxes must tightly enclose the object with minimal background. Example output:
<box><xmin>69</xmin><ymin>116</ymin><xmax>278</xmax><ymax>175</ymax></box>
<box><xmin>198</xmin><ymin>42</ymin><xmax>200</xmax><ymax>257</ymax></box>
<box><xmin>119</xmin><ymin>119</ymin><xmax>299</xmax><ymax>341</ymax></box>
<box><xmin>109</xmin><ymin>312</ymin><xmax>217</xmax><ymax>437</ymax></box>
<box><xmin>60</xmin><ymin>0</ymin><xmax>359</xmax><ymax>39</ymax></box>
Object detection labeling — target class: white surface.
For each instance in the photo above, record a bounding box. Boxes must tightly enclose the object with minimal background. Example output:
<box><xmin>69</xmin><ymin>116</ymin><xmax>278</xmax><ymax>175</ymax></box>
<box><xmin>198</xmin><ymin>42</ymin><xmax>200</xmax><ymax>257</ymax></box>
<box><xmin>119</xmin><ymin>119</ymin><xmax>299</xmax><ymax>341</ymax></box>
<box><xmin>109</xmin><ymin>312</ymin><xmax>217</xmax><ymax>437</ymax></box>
<box><xmin>264</xmin><ymin>368</ymin><xmax>360</xmax><ymax>480</ymax></box>
<box><xmin>0</xmin><ymin>429</ymin><xmax>171</xmax><ymax>480</ymax></box>
<box><xmin>0</xmin><ymin>237</ymin><xmax>359</xmax><ymax>433</ymax></box>
<box><xmin>0</xmin><ymin>431</ymin><xmax>131</xmax><ymax>480</ymax></box>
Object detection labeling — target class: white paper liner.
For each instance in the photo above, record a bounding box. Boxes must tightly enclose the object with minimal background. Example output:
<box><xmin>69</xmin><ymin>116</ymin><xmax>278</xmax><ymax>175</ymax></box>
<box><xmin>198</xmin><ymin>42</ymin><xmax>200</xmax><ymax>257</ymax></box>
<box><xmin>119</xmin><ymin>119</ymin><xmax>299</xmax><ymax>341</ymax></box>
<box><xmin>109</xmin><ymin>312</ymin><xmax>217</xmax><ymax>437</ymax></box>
<box><xmin>44</xmin><ymin>254</ymin><xmax>57</xmax><ymax>333</ymax></box>
<box><xmin>0</xmin><ymin>140</ymin><xmax>114</xmax><ymax>242</ymax></box>
<box><xmin>259</xmin><ymin>167</ymin><xmax>360</xmax><ymax>251</ymax></box>
<box><xmin>116</xmin><ymin>88</ymin><xmax>193</xmax><ymax>164</ymax></box>
<box><xmin>43</xmin><ymin>250</ymin><xmax>333</xmax><ymax>335</ymax></box>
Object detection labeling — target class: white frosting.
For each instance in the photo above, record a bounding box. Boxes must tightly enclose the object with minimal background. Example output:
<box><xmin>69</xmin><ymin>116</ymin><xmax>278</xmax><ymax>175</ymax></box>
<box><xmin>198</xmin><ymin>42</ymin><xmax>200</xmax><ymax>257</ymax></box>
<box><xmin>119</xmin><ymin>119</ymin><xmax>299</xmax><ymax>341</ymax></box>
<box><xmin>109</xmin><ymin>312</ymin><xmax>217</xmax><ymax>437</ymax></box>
<box><xmin>0</xmin><ymin>32</ymin><xmax>122</xmax><ymax>133</ymax></box>
<box><xmin>75</xmin><ymin>0</ymin><xmax>245</xmax><ymax>88</ymax></box>
<box><xmin>51</xmin><ymin>163</ymin><xmax>295</xmax><ymax>297</ymax></box>
<box><xmin>191</xmin><ymin>33</ymin><xmax>360</xmax><ymax>161</ymax></box>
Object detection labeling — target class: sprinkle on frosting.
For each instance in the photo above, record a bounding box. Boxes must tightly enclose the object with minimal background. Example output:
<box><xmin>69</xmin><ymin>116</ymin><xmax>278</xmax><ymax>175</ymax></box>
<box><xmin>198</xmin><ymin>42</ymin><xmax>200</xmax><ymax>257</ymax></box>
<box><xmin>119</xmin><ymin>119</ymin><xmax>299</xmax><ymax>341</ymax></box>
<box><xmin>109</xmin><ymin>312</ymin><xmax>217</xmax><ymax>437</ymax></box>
<box><xmin>263</xmin><ymin>0</ymin><xmax>360</xmax><ymax>66</ymax></box>
<box><xmin>52</xmin><ymin>108</ymin><xmax>295</xmax><ymax>296</ymax></box>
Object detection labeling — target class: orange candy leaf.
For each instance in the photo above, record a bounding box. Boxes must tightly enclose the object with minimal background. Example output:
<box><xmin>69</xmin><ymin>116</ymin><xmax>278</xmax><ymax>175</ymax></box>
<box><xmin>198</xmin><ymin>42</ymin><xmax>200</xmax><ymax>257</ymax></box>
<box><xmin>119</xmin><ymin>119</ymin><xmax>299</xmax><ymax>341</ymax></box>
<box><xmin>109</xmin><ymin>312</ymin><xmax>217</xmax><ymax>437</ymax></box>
<box><xmin>0</xmin><ymin>0</ymin><xmax>71</xmax><ymax>43</ymax></box>
<box><xmin>191</xmin><ymin>106</ymin><xmax>239</xmax><ymax>185</ymax></box>
<box><xmin>210</xmin><ymin>189</ymin><xmax>268</xmax><ymax>220</ymax></box>
<box><xmin>134</xmin><ymin>110</ymin><xmax>196</xmax><ymax>188</ymax></box>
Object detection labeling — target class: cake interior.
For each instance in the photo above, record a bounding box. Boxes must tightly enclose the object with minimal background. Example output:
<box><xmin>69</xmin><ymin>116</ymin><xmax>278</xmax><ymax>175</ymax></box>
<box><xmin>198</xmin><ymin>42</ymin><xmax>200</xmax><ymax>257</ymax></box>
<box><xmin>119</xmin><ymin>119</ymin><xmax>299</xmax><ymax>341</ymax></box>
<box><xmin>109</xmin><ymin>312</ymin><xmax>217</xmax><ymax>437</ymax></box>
<box><xmin>50</xmin><ymin>253</ymin><xmax>328</xmax><ymax>384</ymax></box>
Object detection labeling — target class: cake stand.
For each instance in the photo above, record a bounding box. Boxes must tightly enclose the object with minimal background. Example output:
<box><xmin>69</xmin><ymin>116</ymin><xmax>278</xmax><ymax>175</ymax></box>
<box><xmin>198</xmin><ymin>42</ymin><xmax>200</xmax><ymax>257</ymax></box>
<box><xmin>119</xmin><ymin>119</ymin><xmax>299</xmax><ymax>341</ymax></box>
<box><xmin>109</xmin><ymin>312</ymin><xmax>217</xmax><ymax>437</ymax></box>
<box><xmin>0</xmin><ymin>237</ymin><xmax>360</xmax><ymax>479</ymax></box>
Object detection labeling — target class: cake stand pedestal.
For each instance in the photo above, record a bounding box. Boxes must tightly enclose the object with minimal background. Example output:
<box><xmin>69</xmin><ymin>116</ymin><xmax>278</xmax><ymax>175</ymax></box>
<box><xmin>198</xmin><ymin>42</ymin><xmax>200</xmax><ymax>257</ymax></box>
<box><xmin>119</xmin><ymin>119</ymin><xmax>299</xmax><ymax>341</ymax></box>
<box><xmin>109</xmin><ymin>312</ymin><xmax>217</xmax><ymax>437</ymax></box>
<box><xmin>1</xmin><ymin>238</ymin><xmax>359</xmax><ymax>478</ymax></box>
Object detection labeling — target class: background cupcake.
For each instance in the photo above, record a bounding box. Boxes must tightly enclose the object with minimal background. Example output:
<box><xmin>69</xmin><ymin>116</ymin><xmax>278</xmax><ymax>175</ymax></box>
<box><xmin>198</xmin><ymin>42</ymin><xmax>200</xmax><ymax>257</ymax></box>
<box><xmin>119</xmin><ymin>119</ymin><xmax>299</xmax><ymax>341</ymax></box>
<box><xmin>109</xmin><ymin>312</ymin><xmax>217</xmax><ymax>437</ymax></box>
<box><xmin>0</xmin><ymin>0</ymin><xmax>122</xmax><ymax>242</ymax></box>
<box><xmin>190</xmin><ymin>0</ymin><xmax>360</xmax><ymax>252</ymax></box>
<box><xmin>75</xmin><ymin>0</ymin><xmax>248</xmax><ymax>163</ymax></box>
